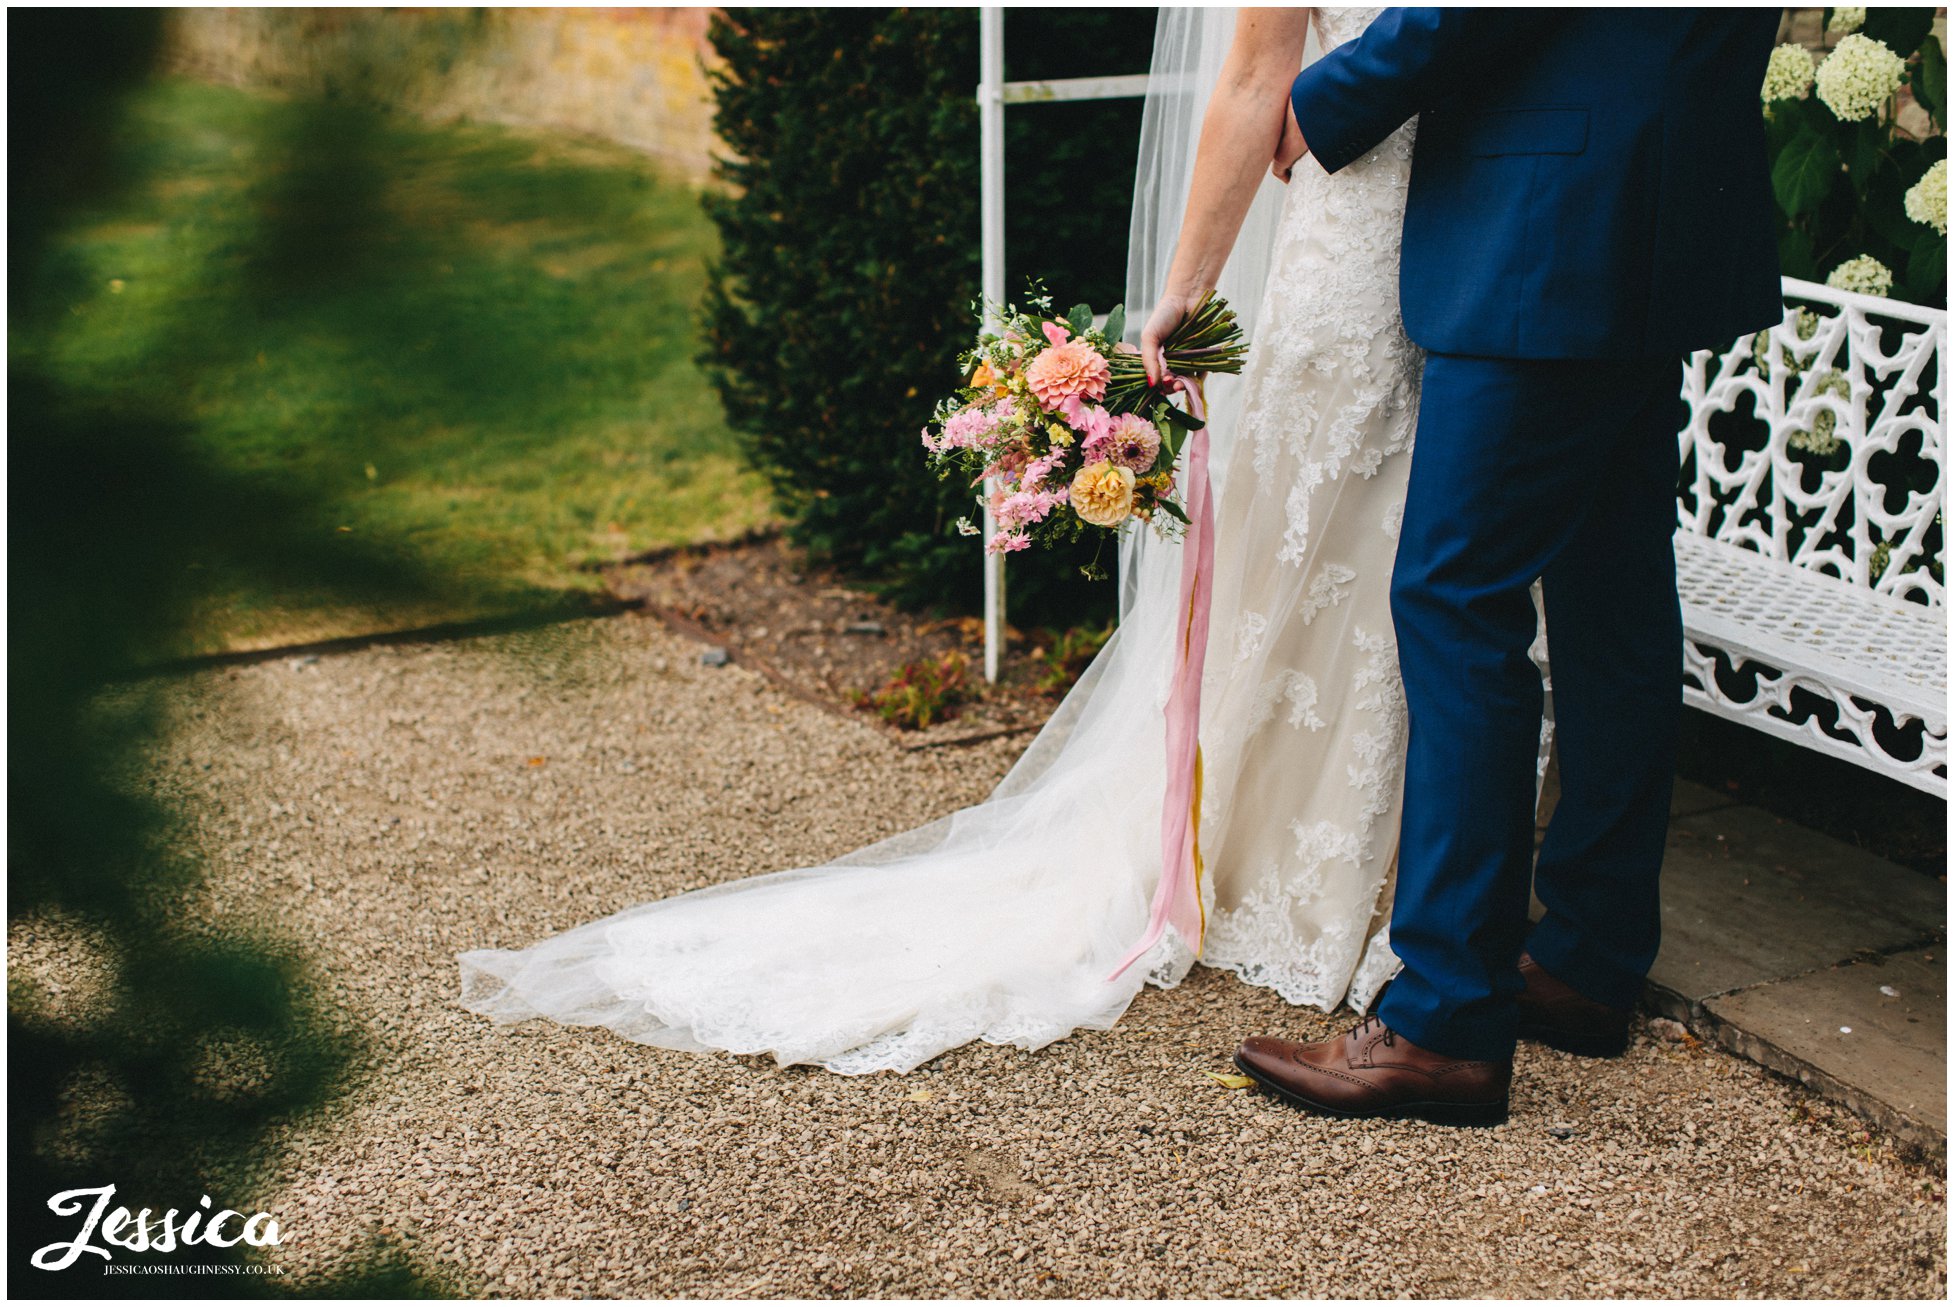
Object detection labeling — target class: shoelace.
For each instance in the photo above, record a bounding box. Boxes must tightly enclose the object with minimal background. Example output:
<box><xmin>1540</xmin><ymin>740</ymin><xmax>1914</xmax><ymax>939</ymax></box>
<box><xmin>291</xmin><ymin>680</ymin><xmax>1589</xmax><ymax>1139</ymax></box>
<box><xmin>1353</xmin><ymin>1014</ymin><xmax>1396</xmax><ymax>1047</ymax></box>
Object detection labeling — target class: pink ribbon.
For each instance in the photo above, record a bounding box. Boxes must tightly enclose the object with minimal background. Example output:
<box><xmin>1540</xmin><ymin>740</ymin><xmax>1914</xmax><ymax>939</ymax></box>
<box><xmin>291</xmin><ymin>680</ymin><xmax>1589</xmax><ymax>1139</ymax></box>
<box><xmin>1108</xmin><ymin>374</ymin><xmax>1214</xmax><ymax>982</ymax></box>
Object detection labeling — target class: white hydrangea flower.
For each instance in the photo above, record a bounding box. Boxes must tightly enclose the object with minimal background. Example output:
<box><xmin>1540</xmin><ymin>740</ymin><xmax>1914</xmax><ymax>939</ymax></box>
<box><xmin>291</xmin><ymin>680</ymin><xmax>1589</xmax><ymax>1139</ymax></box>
<box><xmin>1761</xmin><ymin>43</ymin><xmax>1816</xmax><ymax>103</ymax></box>
<box><xmin>1828</xmin><ymin>7</ymin><xmax>1866</xmax><ymax>36</ymax></box>
<box><xmin>1868</xmin><ymin>539</ymin><xmax>1893</xmax><ymax>582</ymax></box>
<box><xmin>1905</xmin><ymin>158</ymin><xmax>1948</xmax><ymax>235</ymax></box>
<box><xmin>1826</xmin><ymin>253</ymin><xmax>1894</xmax><ymax>297</ymax></box>
<box><xmin>1751</xmin><ymin>307</ymin><xmax>1823</xmax><ymax>381</ymax></box>
<box><xmin>1789</xmin><ymin>370</ymin><xmax>1851</xmax><ymax>456</ymax></box>
<box><xmin>1815</xmin><ymin>33</ymin><xmax>1905</xmax><ymax>121</ymax></box>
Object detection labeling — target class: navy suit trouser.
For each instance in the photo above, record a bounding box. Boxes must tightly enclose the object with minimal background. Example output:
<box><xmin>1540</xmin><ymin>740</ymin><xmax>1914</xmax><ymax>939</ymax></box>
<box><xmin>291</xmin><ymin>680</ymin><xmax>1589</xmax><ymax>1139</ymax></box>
<box><xmin>1374</xmin><ymin>351</ymin><xmax>1685</xmax><ymax>1061</ymax></box>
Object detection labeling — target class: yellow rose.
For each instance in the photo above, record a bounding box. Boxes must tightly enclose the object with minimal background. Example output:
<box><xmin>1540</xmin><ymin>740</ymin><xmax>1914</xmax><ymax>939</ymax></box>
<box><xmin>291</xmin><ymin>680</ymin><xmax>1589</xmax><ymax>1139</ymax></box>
<box><xmin>1070</xmin><ymin>461</ymin><xmax>1136</xmax><ymax>527</ymax></box>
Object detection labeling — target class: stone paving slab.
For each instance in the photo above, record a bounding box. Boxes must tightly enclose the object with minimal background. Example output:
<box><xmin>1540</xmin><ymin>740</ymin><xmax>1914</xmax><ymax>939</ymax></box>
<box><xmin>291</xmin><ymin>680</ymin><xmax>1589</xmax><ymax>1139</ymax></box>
<box><xmin>1704</xmin><ymin>947</ymin><xmax>1946</xmax><ymax>1155</ymax></box>
<box><xmin>1649</xmin><ymin>804</ymin><xmax>1943</xmax><ymax>1008</ymax></box>
<box><xmin>1534</xmin><ymin>764</ymin><xmax>1946</xmax><ymax>1155</ymax></box>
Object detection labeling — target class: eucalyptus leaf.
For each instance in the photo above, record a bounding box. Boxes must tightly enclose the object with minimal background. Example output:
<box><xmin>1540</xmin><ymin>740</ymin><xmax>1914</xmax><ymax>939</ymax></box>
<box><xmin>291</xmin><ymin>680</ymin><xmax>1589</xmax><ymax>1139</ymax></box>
<box><xmin>1103</xmin><ymin>303</ymin><xmax>1126</xmax><ymax>344</ymax></box>
<box><xmin>1066</xmin><ymin>303</ymin><xmax>1092</xmax><ymax>337</ymax></box>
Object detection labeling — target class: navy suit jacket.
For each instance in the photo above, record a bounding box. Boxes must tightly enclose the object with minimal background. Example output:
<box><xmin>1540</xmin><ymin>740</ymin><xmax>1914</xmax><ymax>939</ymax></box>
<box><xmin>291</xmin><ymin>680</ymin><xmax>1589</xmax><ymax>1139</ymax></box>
<box><xmin>1290</xmin><ymin>8</ymin><xmax>1784</xmax><ymax>359</ymax></box>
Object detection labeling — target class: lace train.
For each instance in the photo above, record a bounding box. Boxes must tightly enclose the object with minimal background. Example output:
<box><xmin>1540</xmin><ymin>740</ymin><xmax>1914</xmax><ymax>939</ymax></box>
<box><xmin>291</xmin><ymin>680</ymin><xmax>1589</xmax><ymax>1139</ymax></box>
<box><xmin>459</xmin><ymin>7</ymin><xmax>1455</xmax><ymax>1073</ymax></box>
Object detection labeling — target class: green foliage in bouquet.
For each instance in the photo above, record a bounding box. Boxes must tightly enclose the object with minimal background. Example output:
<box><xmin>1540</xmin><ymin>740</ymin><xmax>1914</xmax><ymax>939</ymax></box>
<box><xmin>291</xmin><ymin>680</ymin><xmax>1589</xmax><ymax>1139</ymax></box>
<box><xmin>1764</xmin><ymin>8</ymin><xmax>1947</xmax><ymax>306</ymax></box>
<box><xmin>920</xmin><ymin>287</ymin><xmax>1245</xmax><ymax>569</ymax></box>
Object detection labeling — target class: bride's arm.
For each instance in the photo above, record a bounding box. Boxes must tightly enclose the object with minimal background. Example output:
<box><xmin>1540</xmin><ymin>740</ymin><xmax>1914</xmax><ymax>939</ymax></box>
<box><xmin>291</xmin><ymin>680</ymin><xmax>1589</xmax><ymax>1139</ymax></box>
<box><xmin>1141</xmin><ymin>7</ymin><xmax>1313</xmax><ymax>386</ymax></box>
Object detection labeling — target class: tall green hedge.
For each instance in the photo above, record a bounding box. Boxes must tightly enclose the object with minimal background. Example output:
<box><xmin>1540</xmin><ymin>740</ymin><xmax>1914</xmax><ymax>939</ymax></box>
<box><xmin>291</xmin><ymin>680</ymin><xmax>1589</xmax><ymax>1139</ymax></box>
<box><xmin>699</xmin><ymin>8</ymin><xmax>1154</xmax><ymax>623</ymax></box>
<box><xmin>699</xmin><ymin>9</ymin><xmax>982</xmax><ymax>611</ymax></box>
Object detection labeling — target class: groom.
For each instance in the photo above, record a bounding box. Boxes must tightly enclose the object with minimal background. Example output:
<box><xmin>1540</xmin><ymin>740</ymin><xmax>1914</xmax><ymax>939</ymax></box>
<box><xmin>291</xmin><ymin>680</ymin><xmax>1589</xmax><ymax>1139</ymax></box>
<box><xmin>1233</xmin><ymin>9</ymin><xmax>1784</xmax><ymax>1125</ymax></box>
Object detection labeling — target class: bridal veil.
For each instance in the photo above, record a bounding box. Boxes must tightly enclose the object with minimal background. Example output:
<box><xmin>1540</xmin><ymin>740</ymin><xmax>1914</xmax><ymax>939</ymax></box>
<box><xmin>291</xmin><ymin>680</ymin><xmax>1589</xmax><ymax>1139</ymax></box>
<box><xmin>457</xmin><ymin>8</ymin><xmax>1311</xmax><ymax>1073</ymax></box>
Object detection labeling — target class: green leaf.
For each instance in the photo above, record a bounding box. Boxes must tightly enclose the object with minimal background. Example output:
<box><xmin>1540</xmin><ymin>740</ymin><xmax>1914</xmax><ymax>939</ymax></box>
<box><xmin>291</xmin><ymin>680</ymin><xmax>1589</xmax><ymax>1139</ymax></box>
<box><xmin>1846</xmin><ymin>121</ymin><xmax>1882</xmax><ymax>196</ymax></box>
<box><xmin>1862</xmin><ymin>8</ymin><xmax>1936</xmax><ymax>61</ymax></box>
<box><xmin>1066</xmin><ymin>303</ymin><xmax>1092</xmax><ymax>337</ymax></box>
<box><xmin>1763</xmin><ymin>96</ymin><xmax>1811</xmax><ymax>152</ymax></box>
<box><xmin>1103</xmin><ymin>303</ymin><xmax>1126</xmax><ymax>344</ymax></box>
<box><xmin>1156</xmin><ymin>498</ymin><xmax>1190</xmax><ymax>525</ymax></box>
<box><xmin>1906</xmin><ymin>231</ymin><xmax>1946</xmax><ymax>305</ymax></box>
<box><xmin>1864</xmin><ymin>157</ymin><xmax>1925</xmax><ymax>246</ymax></box>
<box><xmin>1916</xmin><ymin>35</ymin><xmax>1947</xmax><ymax>132</ymax></box>
<box><xmin>1772</xmin><ymin>130</ymin><xmax>1842</xmax><ymax>216</ymax></box>
<box><xmin>1159</xmin><ymin>403</ymin><xmax>1205</xmax><ymax>432</ymax></box>
<box><xmin>1778</xmin><ymin>226</ymin><xmax>1817</xmax><ymax>280</ymax></box>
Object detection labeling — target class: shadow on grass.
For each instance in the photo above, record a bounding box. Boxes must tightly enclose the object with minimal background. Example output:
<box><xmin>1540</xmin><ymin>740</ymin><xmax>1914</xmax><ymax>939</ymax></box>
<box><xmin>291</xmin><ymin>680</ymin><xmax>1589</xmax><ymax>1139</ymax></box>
<box><xmin>30</xmin><ymin>73</ymin><xmax>767</xmax><ymax>658</ymax></box>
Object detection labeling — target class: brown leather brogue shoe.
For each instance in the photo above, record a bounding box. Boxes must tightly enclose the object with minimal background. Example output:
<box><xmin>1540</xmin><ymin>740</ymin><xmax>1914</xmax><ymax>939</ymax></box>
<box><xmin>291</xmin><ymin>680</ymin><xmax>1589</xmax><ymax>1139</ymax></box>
<box><xmin>1232</xmin><ymin>1017</ymin><xmax>1511</xmax><ymax>1127</ymax></box>
<box><xmin>1516</xmin><ymin>952</ymin><xmax>1633</xmax><ymax>1058</ymax></box>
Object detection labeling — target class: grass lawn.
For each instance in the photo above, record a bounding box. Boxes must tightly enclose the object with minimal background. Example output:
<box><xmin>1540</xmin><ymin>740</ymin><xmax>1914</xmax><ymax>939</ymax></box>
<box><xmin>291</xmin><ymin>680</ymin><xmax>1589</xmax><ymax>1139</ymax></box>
<box><xmin>19</xmin><ymin>76</ymin><xmax>772</xmax><ymax>656</ymax></box>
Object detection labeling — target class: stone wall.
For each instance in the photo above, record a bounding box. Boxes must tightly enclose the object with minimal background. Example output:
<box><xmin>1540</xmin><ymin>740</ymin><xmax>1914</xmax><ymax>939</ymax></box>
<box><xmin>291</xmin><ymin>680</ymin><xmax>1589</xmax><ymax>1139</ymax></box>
<box><xmin>161</xmin><ymin>7</ymin><xmax>721</xmax><ymax>181</ymax></box>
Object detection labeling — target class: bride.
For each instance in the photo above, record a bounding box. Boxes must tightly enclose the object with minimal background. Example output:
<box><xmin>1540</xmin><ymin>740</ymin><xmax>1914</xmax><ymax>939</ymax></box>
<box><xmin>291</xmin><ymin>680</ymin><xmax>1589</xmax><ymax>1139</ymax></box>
<box><xmin>459</xmin><ymin>6</ymin><xmax>1452</xmax><ymax>1073</ymax></box>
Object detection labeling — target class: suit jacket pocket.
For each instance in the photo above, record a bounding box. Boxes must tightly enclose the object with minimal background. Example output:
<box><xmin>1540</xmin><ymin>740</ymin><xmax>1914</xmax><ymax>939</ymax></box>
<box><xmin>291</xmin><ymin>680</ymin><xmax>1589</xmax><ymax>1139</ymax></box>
<box><xmin>1463</xmin><ymin>106</ymin><xmax>1589</xmax><ymax>157</ymax></box>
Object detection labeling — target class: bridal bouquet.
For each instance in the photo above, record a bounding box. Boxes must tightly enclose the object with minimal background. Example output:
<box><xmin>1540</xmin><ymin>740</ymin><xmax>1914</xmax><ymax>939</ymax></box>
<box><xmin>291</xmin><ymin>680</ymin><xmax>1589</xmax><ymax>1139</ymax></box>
<box><xmin>921</xmin><ymin>288</ymin><xmax>1248</xmax><ymax>565</ymax></box>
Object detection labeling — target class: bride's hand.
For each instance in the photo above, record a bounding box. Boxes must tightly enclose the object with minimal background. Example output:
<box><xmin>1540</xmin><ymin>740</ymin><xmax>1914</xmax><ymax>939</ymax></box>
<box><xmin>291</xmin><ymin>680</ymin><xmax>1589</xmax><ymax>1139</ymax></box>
<box><xmin>1140</xmin><ymin>290</ymin><xmax>1204</xmax><ymax>387</ymax></box>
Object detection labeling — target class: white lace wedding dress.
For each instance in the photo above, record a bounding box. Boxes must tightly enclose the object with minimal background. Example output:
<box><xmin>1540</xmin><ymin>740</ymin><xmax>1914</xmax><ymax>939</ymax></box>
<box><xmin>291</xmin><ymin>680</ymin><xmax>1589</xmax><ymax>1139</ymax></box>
<box><xmin>458</xmin><ymin>6</ymin><xmax>1424</xmax><ymax>1073</ymax></box>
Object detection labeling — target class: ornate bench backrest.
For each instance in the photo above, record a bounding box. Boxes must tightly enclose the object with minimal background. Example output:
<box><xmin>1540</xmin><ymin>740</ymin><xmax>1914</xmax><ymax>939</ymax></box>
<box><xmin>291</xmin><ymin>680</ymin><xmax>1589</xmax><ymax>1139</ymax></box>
<box><xmin>1678</xmin><ymin>277</ymin><xmax>1946</xmax><ymax>612</ymax></box>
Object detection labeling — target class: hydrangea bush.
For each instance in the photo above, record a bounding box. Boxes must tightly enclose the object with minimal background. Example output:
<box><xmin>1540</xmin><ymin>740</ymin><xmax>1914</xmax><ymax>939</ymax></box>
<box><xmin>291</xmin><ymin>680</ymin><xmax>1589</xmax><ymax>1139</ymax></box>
<box><xmin>1762</xmin><ymin>8</ymin><xmax>1946</xmax><ymax>306</ymax></box>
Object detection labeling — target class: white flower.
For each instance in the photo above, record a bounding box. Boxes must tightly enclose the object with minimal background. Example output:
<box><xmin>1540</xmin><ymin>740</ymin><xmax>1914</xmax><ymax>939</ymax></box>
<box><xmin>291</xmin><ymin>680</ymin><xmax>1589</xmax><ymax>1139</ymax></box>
<box><xmin>1828</xmin><ymin>7</ymin><xmax>1866</xmax><ymax>36</ymax></box>
<box><xmin>1789</xmin><ymin>370</ymin><xmax>1852</xmax><ymax>455</ymax></box>
<box><xmin>1814</xmin><ymin>33</ymin><xmax>1905</xmax><ymax>122</ymax></box>
<box><xmin>1826</xmin><ymin>253</ymin><xmax>1894</xmax><ymax>297</ymax></box>
<box><xmin>1868</xmin><ymin>539</ymin><xmax>1893</xmax><ymax>581</ymax></box>
<box><xmin>1752</xmin><ymin>307</ymin><xmax>1822</xmax><ymax>380</ymax></box>
<box><xmin>1905</xmin><ymin>158</ymin><xmax>1947</xmax><ymax>235</ymax></box>
<box><xmin>1761</xmin><ymin>43</ymin><xmax>1815</xmax><ymax>103</ymax></box>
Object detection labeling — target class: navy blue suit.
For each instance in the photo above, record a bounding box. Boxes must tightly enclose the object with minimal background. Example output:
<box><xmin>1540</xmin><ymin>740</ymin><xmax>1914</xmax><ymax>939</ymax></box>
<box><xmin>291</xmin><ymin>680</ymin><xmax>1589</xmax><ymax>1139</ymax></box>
<box><xmin>1290</xmin><ymin>8</ymin><xmax>1782</xmax><ymax>1059</ymax></box>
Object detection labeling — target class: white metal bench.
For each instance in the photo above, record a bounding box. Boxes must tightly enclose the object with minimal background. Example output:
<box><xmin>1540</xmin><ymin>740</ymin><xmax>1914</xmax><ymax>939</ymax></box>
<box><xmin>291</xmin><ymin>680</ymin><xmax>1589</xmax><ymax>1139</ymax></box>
<box><xmin>1677</xmin><ymin>277</ymin><xmax>1947</xmax><ymax>796</ymax></box>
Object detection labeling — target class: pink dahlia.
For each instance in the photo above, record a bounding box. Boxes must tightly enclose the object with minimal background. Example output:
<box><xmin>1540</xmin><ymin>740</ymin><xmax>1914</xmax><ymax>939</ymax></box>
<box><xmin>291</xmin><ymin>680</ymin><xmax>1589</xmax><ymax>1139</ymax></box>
<box><xmin>1104</xmin><ymin>413</ymin><xmax>1161</xmax><ymax>472</ymax></box>
<box><xmin>1024</xmin><ymin>340</ymin><xmax>1111</xmax><ymax>411</ymax></box>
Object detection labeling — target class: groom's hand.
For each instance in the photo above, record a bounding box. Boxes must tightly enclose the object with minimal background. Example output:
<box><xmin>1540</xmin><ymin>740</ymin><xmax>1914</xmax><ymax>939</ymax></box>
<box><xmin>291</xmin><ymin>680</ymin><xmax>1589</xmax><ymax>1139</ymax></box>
<box><xmin>1272</xmin><ymin>96</ymin><xmax>1309</xmax><ymax>183</ymax></box>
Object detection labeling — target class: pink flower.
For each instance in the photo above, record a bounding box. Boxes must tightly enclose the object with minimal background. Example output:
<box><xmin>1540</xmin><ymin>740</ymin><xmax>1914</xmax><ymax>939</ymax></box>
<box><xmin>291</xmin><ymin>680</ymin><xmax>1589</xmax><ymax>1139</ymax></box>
<box><xmin>1104</xmin><ymin>413</ymin><xmax>1161</xmax><ymax>471</ymax></box>
<box><xmin>1024</xmin><ymin>340</ymin><xmax>1111</xmax><ymax>411</ymax></box>
<box><xmin>1042</xmin><ymin>321</ymin><xmax>1071</xmax><ymax>347</ymax></box>
<box><xmin>1060</xmin><ymin>397</ymin><xmax>1112</xmax><ymax>442</ymax></box>
<box><xmin>927</xmin><ymin>403</ymin><xmax>998</xmax><ymax>453</ymax></box>
<box><xmin>977</xmin><ymin>441</ymin><xmax>1032</xmax><ymax>485</ymax></box>
<box><xmin>1022</xmin><ymin>450</ymin><xmax>1067</xmax><ymax>491</ymax></box>
<box><xmin>1011</xmin><ymin>492</ymin><xmax>1064</xmax><ymax>529</ymax></box>
<box><xmin>986</xmin><ymin>531</ymin><xmax>1031</xmax><ymax>555</ymax></box>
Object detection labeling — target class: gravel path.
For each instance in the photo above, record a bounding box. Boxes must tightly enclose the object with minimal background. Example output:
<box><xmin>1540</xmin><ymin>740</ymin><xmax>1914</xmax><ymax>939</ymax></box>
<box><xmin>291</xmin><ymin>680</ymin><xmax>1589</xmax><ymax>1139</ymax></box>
<box><xmin>34</xmin><ymin>614</ymin><xmax>1945</xmax><ymax>1297</ymax></box>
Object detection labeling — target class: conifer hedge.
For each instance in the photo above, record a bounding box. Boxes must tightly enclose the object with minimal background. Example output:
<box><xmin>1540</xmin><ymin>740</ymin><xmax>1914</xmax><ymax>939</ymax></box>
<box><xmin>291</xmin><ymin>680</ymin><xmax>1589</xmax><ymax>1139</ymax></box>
<box><xmin>699</xmin><ymin>8</ymin><xmax>1152</xmax><ymax>620</ymax></box>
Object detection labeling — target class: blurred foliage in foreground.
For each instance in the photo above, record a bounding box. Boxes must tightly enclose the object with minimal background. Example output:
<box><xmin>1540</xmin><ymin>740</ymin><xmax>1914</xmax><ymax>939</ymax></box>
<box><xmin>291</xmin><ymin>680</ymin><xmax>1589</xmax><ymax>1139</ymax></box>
<box><xmin>9</xmin><ymin>9</ymin><xmax>468</xmax><ymax>1294</ymax></box>
<box><xmin>22</xmin><ymin>74</ymin><xmax>768</xmax><ymax>660</ymax></box>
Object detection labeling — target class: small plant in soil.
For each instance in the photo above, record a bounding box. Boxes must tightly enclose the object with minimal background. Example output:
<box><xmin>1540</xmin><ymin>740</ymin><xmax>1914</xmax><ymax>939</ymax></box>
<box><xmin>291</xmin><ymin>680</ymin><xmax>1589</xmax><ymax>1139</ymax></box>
<box><xmin>854</xmin><ymin>650</ymin><xmax>978</xmax><ymax>730</ymax></box>
<box><xmin>1031</xmin><ymin>622</ymin><xmax>1115</xmax><ymax>696</ymax></box>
